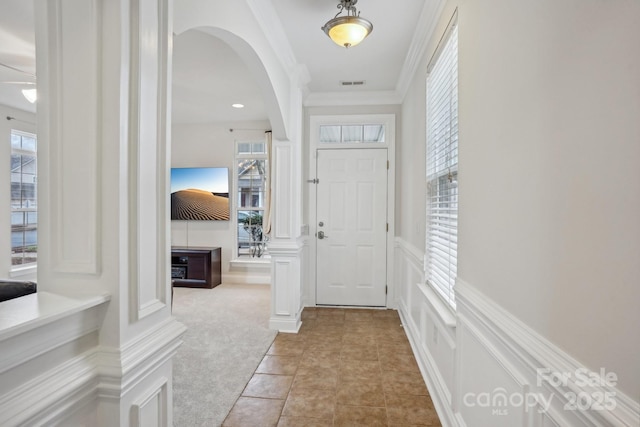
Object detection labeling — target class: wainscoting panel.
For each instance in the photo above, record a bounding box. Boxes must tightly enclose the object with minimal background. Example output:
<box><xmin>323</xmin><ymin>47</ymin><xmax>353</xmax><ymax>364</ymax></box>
<box><xmin>395</xmin><ymin>238</ymin><xmax>457</xmax><ymax>426</ymax></box>
<box><xmin>128</xmin><ymin>0</ymin><xmax>171</xmax><ymax>320</ymax></box>
<box><xmin>269</xmin><ymin>242</ymin><xmax>303</xmax><ymax>332</ymax></box>
<box><xmin>420</xmin><ymin>295</ymin><xmax>456</xmax><ymax>407</ymax></box>
<box><xmin>273</xmin><ymin>143</ymin><xmax>292</xmax><ymax>240</ymax></box>
<box><xmin>44</xmin><ymin>0</ymin><xmax>101</xmax><ymax>275</ymax></box>
<box><xmin>273</xmin><ymin>258</ymin><xmax>292</xmax><ymax>316</ymax></box>
<box><xmin>131</xmin><ymin>378</ymin><xmax>168</xmax><ymax>427</ymax></box>
<box><xmin>394</xmin><ymin>237</ymin><xmax>639</xmax><ymax>427</ymax></box>
<box><xmin>456</xmin><ymin>312</ymin><xmax>530</xmax><ymax>426</ymax></box>
<box><xmin>456</xmin><ymin>280</ymin><xmax>640</xmax><ymax>427</ymax></box>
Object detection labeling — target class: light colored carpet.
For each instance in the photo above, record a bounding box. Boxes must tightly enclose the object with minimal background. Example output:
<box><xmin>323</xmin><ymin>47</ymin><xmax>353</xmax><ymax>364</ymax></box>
<box><xmin>172</xmin><ymin>283</ymin><xmax>277</xmax><ymax>427</ymax></box>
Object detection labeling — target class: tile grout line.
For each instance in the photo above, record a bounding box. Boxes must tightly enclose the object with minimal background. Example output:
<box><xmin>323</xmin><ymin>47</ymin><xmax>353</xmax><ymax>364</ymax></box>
<box><xmin>376</xmin><ymin>318</ymin><xmax>392</xmax><ymax>427</ymax></box>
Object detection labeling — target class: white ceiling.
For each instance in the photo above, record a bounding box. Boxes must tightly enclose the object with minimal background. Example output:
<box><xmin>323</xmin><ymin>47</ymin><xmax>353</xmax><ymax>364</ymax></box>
<box><xmin>0</xmin><ymin>0</ymin><xmax>428</xmax><ymax>122</ymax></box>
<box><xmin>272</xmin><ymin>0</ymin><xmax>425</xmax><ymax>94</ymax></box>
<box><xmin>0</xmin><ymin>0</ymin><xmax>36</xmax><ymax>114</ymax></box>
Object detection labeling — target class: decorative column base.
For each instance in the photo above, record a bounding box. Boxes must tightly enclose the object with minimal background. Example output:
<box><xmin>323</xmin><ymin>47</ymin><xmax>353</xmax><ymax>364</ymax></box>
<box><xmin>268</xmin><ymin>240</ymin><xmax>303</xmax><ymax>333</ymax></box>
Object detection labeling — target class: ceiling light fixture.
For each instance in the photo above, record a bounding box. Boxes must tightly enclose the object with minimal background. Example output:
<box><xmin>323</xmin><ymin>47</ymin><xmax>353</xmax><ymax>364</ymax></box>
<box><xmin>22</xmin><ymin>88</ymin><xmax>37</xmax><ymax>103</ymax></box>
<box><xmin>321</xmin><ymin>0</ymin><xmax>373</xmax><ymax>48</ymax></box>
<box><xmin>0</xmin><ymin>63</ymin><xmax>37</xmax><ymax>104</ymax></box>
<box><xmin>232</xmin><ymin>103</ymin><xmax>244</xmax><ymax>109</ymax></box>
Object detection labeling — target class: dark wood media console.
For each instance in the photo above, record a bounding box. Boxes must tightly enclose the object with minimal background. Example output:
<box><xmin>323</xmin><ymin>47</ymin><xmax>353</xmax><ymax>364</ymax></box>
<box><xmin>171</xmin><ymin>246</ymin><xmax>222</xmax><ymax>288</ymax></box>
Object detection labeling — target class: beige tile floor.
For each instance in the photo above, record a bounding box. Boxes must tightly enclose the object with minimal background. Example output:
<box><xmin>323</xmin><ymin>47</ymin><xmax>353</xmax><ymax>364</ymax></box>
<box><xmin>222</xmin><ymin>307</ymin><xmax>442</xmax><ymax>426</ymax></box>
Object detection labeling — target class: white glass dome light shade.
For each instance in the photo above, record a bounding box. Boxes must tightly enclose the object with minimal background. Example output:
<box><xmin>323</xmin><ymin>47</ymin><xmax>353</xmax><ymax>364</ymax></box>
<box><xmin>322</xmin><ymin>16</ymin><xmax>373</xmax><ymax>48</ymax></box>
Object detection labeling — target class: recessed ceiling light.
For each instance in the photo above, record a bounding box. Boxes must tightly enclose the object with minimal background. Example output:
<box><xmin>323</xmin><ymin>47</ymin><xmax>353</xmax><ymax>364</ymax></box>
<box><xmin>232</xmin><ymin>103</ymin><xmax>244</xmax><ymax>109</ymax></box>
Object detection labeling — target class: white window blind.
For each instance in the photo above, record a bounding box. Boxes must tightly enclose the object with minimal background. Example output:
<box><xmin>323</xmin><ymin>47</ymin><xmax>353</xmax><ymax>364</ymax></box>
<box><xmin>426</xmin><ymin>22</ymin><xmax>458</xmax><ymax>308</ymax></box>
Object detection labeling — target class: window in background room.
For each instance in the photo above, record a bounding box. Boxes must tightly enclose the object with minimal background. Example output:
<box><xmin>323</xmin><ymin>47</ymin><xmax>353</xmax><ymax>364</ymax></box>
<box><xmin>426</xmin><ymin>16</ymin><xmax>458</xmax><ymax>308</ymax></box>
<box><xmin>236</xmin><ymin>141</ymin><xmax>268</xmax><ymax>258</ymax></box>
<box><xmin>10</xmin><ymin>130</ymin><xmax>38</xmax><ymax>267</ymax></box>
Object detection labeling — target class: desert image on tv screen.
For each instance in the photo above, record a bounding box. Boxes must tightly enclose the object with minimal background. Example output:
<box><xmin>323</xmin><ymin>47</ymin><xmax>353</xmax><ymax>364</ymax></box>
<box><xmin>170</xmin><ymin>167</ymin><xmax>230</xmax><ymax>220</ymax></box>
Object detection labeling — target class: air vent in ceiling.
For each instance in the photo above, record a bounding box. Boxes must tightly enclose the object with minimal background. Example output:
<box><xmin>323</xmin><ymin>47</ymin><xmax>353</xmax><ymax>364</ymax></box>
<box><xmin>340</xmin><ymin>80</ymin><xmax>366</xmax><ymax>86</ymax></box>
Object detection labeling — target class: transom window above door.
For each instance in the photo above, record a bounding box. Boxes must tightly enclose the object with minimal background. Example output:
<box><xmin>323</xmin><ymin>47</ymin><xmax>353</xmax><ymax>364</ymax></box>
<box><xmin>319</xmin><ymin>124</ymin><xmax>385</xmax><ymax>144</ymax></box>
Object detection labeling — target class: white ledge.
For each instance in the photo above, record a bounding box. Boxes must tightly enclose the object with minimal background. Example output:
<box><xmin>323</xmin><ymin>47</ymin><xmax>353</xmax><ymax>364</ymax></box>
<box><xmin>0</xmin><ymin>291</ymin><xmax>111</xmax><ymax>341</ymax></box>
<box><xmin>230</xmin><ymin>257</ymin><xmax>271</xmax><ymax>268</ymax></box>
<box><xmin>9</xmin><ymin>264</ymin><xmax>37</xmax><ymax>279</ymax></box>
<box><xmin>417</xmin><ymin>283</ymin><xmax>457</xmax><ymax>328</ymax></box>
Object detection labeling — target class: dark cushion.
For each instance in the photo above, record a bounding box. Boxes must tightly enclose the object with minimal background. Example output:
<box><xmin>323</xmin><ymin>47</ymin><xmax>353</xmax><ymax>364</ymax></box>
<box><xmin>0</xmin><ymin>280</ymin><xmax>37</xmax><ymax>302</ymax></box>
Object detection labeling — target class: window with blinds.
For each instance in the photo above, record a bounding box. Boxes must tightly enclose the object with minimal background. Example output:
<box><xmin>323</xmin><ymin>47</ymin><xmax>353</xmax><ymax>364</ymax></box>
<box><xmin>426</xmin><ymin>20</ymin><xmax>458</xmax><ymax>308</ymax></box>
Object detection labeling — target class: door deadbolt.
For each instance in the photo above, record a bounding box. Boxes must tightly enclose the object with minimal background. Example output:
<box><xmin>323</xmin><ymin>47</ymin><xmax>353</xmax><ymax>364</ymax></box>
<box><xmin>318</xmin><ymin>221</ymin><xmax>324</xmax><ymax>227</ymax></box>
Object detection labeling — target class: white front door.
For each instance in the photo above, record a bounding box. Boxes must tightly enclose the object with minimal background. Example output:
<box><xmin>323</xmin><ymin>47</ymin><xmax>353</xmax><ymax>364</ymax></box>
<box><xmin>316</xmin><ymin>148</ymin><xmax>388</xmax><ymax>306</ymax></box>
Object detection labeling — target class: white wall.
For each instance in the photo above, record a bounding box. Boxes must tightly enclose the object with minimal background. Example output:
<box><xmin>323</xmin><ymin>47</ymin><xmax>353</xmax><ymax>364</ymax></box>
<box><xmin>456</xmin><ymin>0</ymin><xmax>640</xmax><ymax>398</ymax></box>
<box><xmin>171</xmin><ymin>121</ymin><xmax>271</xmax><ymax>283</ymax></box>
<box><xmin>397</xmin><ymin>0</ymin><xmax>640</xmax><ymax>425</ymax></box>
<box><xmin>0</xmin><ymin>105</ymin><xmax>37</xmax><ymax>281</ymax></box>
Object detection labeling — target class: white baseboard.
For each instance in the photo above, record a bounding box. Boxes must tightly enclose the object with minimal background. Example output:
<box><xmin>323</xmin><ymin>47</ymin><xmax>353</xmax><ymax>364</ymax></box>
<box><xmin>269</xmin><ymin>316</ymin><xmax>301</xmax><ymax>333</ymax></box>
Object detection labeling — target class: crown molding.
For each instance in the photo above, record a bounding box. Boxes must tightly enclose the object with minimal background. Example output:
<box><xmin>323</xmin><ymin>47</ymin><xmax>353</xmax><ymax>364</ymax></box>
<box><xmin>395</xmin><ymin>0</ymin><xmax>447</xmax><ymax>101</ymax></box>
<box><xmin>245</xmin><ymin>0</ymin><xmax>297</xmax><ymax>75</ymax></box>
<box><xmin>304</xmin><ymin>90</ymin><xmax>402</xmax><ymax>107</ymax></box>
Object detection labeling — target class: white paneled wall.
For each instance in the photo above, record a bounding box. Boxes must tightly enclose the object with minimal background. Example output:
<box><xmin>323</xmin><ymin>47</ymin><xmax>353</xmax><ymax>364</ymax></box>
<box><xmin>394</xmin><ymin>237</ymin><xmax>639</xmax><ymax>427</ymax></box>
<box><xmin>0</xmin><ymin>0</ymin><xmax>186</xmax><ymax>425</ymax></box>
<box><xmin>395</xmin><ymin>238</ymin><xmax>457</xmax><ymax>426</ymax></box>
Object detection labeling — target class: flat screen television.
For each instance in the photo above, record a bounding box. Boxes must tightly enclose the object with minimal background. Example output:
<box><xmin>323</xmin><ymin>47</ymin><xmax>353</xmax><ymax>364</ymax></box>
<box><xmin>170</xmin><ymin>167</ymin><xmax>230</xmax><ymax>220</ymax></box>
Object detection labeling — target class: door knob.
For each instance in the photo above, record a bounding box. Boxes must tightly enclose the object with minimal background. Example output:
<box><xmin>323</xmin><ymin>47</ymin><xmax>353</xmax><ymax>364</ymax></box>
<box><xmin>317</xmin><ymin>230</ymin><xmax>328</xmax><ymax>239</ymax></box>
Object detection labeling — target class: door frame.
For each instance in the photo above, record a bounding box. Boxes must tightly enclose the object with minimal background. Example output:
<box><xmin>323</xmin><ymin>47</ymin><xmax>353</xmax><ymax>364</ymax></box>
<box><xmin>307</xmin><ymin>114</ymin><xmax>396</xmax><ymax>308</ymax></box>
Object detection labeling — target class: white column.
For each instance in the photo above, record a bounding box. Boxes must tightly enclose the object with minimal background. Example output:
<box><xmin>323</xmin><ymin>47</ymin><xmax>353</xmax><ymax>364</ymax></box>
<box><xmin>268</xmin><ymin>77</ymin><xmax>305</xmax><ymax>333</ymax></box>
<box><xmin>268</xmin><ymin>139</ymin><xmax>303</xmax><ymax>332</ymax></box>
<box><xmin>34</xmin><ymin>0</ymin><xmax>185</xmax><ymax>425</ymax></box>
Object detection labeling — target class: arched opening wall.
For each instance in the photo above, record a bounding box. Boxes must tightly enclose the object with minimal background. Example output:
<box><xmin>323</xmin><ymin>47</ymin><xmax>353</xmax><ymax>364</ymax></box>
<box><xmin>174</xmin><ymin>1</ymin><xmax>293</xmax><ymax>141</ymax></box>
<box><xmin>174</xmin><ymin>1</ymin><xmax>306</xmax><ymax>333</ymax></box>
